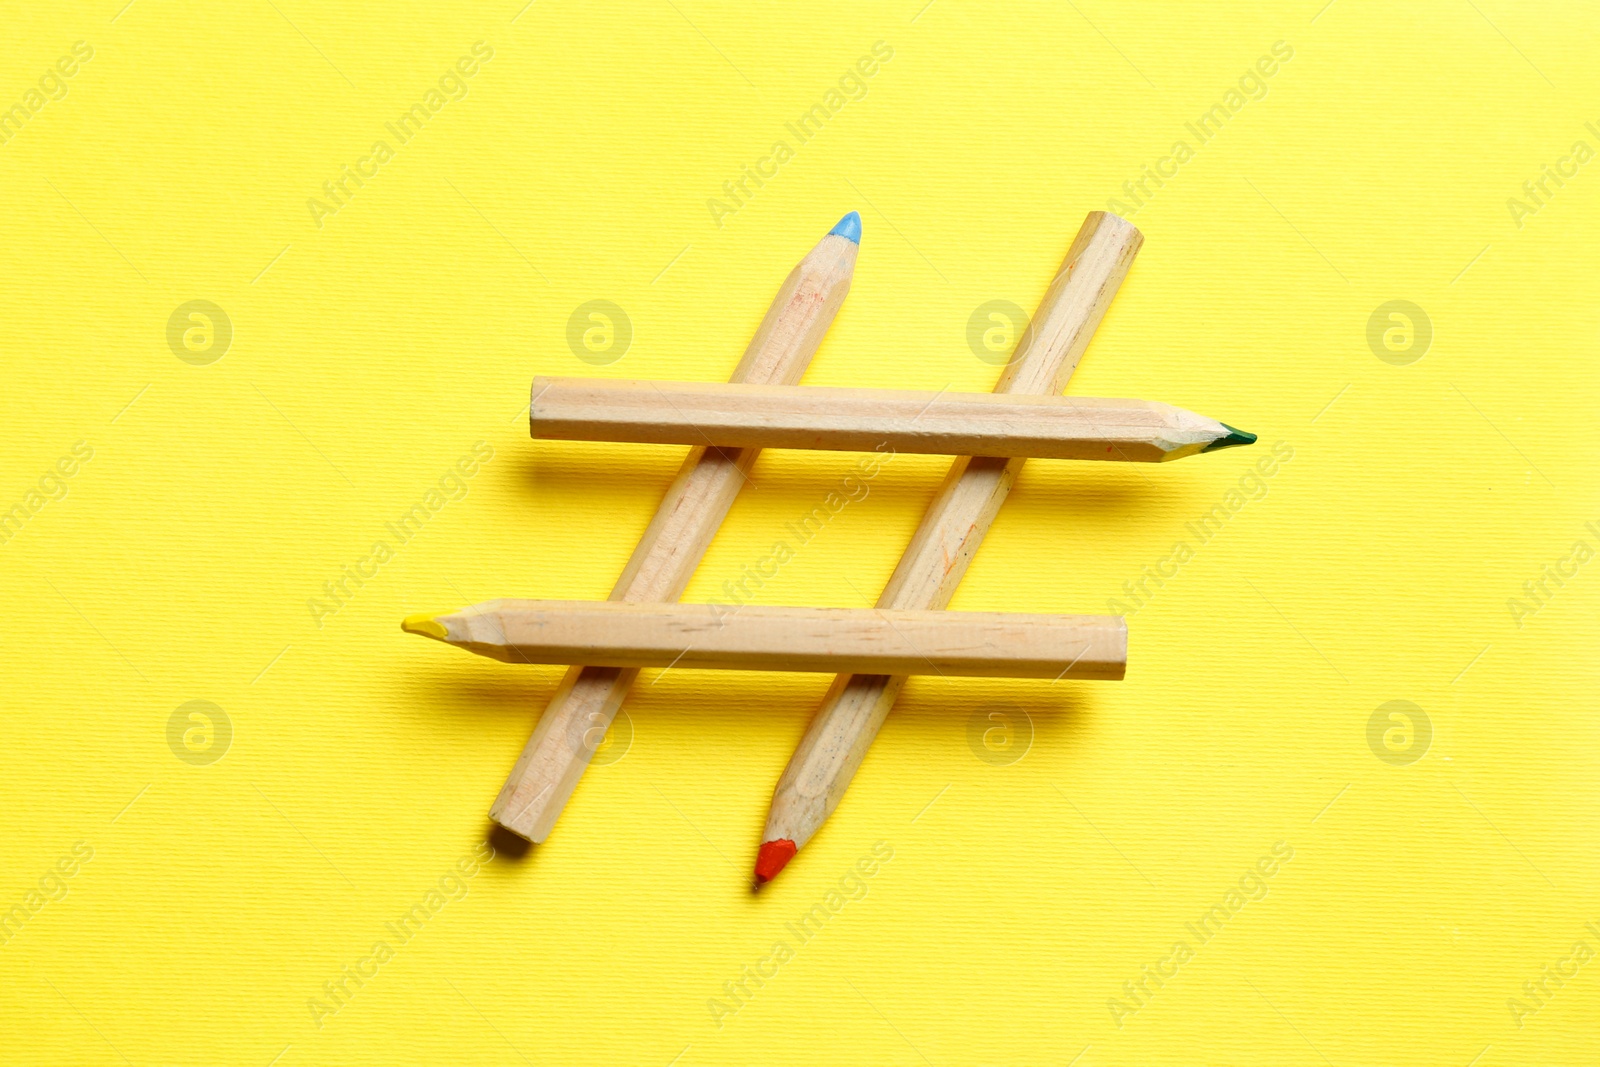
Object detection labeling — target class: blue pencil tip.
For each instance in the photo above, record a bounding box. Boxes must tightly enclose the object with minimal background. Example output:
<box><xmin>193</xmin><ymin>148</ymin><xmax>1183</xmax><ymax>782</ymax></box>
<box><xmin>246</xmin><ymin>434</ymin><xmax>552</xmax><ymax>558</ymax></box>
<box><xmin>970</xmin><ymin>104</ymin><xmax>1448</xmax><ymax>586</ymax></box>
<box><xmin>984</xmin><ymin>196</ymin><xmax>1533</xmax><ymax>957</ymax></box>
<box><xmin>828</xmin><ymin>211</ymin><xmax>862</xmax><ymax>244</ymax></box>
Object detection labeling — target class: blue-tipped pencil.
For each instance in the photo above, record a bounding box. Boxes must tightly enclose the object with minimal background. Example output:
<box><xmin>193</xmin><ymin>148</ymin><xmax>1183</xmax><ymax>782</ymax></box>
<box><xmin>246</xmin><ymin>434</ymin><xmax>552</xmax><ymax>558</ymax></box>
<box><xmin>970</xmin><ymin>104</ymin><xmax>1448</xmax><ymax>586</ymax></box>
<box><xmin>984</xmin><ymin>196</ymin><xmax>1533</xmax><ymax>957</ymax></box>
<box><xmin>490</xmin><ymin>213</ymin><xmax>862</xmax><ymax>844</ymax></box>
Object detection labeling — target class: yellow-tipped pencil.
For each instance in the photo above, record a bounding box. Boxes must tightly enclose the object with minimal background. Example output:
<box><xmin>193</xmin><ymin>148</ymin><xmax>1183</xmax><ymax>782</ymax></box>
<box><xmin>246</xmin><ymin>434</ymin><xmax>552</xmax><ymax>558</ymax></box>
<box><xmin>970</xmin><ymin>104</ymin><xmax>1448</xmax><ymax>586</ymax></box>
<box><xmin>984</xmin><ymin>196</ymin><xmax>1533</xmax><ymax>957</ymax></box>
<box><xmin>403</xmin><ymin>600</ymin><xmax>1127</xmax><ymax>679</ymax></box>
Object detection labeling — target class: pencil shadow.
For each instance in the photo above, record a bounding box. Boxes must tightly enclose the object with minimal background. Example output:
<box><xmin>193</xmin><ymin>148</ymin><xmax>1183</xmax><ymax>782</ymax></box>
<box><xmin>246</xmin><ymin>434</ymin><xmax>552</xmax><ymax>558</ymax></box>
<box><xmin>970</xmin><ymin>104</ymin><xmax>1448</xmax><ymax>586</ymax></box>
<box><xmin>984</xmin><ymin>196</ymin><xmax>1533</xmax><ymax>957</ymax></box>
<box><xmin>733</xmin><ymin>679</ymin><xmax>1100</xmax><ymax>881</ymax></box>
<box><xmin>412</xmin><ymin>669</ymin><xmax>566</xmax><ymax>710</ymax></box>
<box><xmin>396</xmin><ymin>659</ymin><xmax>1106</xmax><ymax>739</ymax></box>
<box><xmin>486</xmin><ymin>822</ymin><xmax>533</xmax><ymax>861</ymax></box>
<box><xmin>857</xmin><ymin>678</ymin><xmax>1096</xmax><ymax>768</ymax></box>
<box><xmin>385</xmin><ymin>661</ymin><xmax>547</xmax><ymax>868</ymax></box>
<box><xmin>507</xmin><ymin>443</ymin><xmax>1180</xmax><ymax>522</ymax></box>
<box><xmin>404</xmin><ymin>445</ymin><xmax>1146</xmax><ymax>879</ymax></box>
<box><xmin>399</xmin><ymin>657</ymin><xmax>1106</xmax><ymax>874</ymax></box>
<box><xmin>508</xmin><ymin>443</ymin><xmax>687</xmax><ymax>498</ymax></box>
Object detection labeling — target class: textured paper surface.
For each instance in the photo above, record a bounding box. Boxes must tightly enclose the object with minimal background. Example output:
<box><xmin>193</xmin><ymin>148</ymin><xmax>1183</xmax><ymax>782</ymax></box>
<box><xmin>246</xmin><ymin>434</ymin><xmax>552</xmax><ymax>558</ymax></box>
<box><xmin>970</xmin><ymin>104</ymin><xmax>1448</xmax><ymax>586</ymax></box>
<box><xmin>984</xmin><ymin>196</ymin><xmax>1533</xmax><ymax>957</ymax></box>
<box><xmin>2</xmin><ymin>2</ymin><xmax>1597</xmax><ymax>1064</ymax></box>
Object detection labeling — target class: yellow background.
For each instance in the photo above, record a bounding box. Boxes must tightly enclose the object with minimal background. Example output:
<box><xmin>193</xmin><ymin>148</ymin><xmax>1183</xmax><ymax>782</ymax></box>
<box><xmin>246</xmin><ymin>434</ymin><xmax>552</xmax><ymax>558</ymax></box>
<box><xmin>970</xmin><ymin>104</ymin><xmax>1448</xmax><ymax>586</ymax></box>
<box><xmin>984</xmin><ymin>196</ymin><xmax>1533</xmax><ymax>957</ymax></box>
<box><xmin>2</xmin><ymin>0</ymin><xmax>1596</xmax><ymax>1063</ymax></box>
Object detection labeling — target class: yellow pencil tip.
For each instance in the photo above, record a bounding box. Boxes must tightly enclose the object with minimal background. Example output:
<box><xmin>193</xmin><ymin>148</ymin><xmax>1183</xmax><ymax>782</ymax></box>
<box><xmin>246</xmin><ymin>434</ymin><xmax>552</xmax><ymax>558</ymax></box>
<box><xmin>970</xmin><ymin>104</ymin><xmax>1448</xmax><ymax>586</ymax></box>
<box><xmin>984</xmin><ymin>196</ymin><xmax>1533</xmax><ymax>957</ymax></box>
<box><xmin>401</xmin><ymin>613</ymin><xmax>449</xmax><ymax>640</ymax></box>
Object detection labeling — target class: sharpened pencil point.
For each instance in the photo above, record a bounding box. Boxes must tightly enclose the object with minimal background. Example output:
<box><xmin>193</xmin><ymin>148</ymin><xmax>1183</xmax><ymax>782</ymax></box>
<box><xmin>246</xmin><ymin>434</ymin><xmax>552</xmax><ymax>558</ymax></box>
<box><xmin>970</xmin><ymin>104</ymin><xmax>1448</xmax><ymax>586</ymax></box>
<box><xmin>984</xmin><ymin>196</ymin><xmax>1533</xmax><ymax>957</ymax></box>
<box><xmin>828</xmin><ymin>211</ymin><xmax>862</xmax><ymax>244</ymax></box>
<box><xmin>401</xmin><ymin>613</ymin><xmax>449</xmax><ymax>641</ymax></box>
<box><xmin>754</xmin><ymin>838</ymin><xmax>797</xmax><ymax>884</ymax></box>
<box><xmin>1203</xmin><ymin>423</ymin><xmax>1257</xmax><ymax>452</ymax></box>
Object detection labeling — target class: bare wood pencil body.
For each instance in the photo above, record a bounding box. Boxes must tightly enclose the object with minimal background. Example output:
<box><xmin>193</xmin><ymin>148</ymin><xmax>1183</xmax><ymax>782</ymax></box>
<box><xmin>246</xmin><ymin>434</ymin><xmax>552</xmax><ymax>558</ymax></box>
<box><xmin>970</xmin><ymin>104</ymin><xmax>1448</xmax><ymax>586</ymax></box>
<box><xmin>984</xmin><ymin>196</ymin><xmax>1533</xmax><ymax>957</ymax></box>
<box><xmin>530</xmin><ymin>379</ymin><xmax>1254</xmax><ymax>460</ymax></box>
<box><xmin>405</xmin><ymin>601</ymin><xmax>1127</xmax><ymax>679</ymax></box>
<box><xmin>489</xmin><ymin>217</ymin><xmax>861</xmax><ymax>843</ymax></box>
<box><xmin>758</xmin><ymin>211</ymin><xmax>1143</xmax><ymax>881</ymax></box>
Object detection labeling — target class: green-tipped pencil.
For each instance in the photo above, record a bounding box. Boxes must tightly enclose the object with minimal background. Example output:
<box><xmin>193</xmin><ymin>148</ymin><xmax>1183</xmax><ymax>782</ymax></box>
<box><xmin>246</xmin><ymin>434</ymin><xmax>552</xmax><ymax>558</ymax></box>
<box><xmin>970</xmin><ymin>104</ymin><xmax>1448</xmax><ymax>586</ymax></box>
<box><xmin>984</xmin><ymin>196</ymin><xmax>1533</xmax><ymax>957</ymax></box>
<box><xmin>529</xmin><ymin>379</ymin><xmax>1254</xmax><ymax>462</ymax></box>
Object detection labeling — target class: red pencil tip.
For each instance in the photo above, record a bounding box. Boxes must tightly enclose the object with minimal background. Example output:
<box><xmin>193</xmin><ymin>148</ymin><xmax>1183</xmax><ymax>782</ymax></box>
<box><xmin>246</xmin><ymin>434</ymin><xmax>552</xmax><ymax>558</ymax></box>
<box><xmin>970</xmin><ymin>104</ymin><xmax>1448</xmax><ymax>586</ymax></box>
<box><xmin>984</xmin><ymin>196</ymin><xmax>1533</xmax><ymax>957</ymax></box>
<box><xmin>754</xmin><ymin>839</ymin><xmax>797</xmax><ymax>884</ymax></box>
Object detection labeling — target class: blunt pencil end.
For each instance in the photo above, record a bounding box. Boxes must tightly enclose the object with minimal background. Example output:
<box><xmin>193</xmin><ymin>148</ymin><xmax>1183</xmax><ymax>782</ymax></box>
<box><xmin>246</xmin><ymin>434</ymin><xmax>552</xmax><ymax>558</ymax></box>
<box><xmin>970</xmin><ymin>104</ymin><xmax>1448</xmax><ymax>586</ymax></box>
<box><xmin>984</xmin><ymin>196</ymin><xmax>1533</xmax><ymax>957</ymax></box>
<box><xmin>828</xmin><ymin>211</ymin><xmax>862</xmax><ymax>244</ymax></box>
<box><xmin>401</xmin><ymin>613</ymin><xmax>449</xmax><ymax>641</ymax></box>
<box><xmin>753</xmin><ymin>838</ymin><xmax>798</xmax><ymax>884</ymax></box>
<box><xmin>1203</xmin><ymin>423</ymin><xmax>1257</xmax><ymax>452</ymax></box>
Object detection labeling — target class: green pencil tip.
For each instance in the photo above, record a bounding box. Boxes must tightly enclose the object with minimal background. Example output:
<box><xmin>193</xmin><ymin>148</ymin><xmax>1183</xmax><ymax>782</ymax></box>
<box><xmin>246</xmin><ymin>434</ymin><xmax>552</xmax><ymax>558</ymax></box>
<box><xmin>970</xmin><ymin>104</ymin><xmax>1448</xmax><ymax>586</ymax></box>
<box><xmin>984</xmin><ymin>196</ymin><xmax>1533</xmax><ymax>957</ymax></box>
<box><xmin>1203</xmin><ymin>423</ymin><xmax>1257</xmax><ymax>452</ymax></box>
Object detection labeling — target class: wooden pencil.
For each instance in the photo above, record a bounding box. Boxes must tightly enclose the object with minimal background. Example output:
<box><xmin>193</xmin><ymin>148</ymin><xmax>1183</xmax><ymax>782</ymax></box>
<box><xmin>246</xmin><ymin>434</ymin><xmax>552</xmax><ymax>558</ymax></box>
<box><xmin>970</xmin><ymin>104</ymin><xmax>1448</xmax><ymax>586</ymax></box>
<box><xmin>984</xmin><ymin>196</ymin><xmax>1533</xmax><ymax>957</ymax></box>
<box><xmin>755</xmin><ymin>211</ymin><xmax>1143</xmax><ymax>883</ymax></box>
<box><xmin>403</xmin><ymin>600</ymin><xmax>1127</xmax><ymax>679</ymax></box>
<box><xmin>529</xmin><ymin>378</ymin><xmax>1255</xmax><ymax>460</ymax></box>
<box><xmin>488</xmin><ymin>212</ymin><xmax>862</xmax><ymax>843</ymax></box>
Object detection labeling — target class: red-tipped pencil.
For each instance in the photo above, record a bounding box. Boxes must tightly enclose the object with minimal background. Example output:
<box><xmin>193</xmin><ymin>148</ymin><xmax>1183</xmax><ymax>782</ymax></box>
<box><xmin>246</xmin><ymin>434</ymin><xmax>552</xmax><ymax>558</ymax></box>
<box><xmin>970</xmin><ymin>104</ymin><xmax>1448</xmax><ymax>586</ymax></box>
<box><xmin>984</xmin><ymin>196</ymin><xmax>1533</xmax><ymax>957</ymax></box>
<box><xmin>755</xmin><ymin>211</ymin><xmax>1143</xmax><ymax>884</ymax></box>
